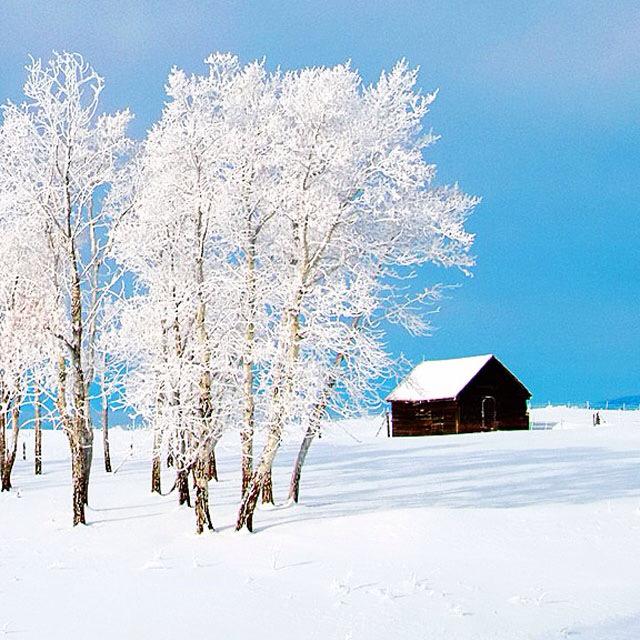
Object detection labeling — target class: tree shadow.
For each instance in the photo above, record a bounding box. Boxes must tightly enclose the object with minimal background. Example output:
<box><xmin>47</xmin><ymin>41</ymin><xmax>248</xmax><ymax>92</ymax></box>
<box><xmin>253</xmin><ymin>439</ymin><xmax>640</xmax><ymax>531</ymax></box>
<box><xmin>10</xmin><ymin>430</ymin><xmax>640</xmax><ymax>535</ymax></box>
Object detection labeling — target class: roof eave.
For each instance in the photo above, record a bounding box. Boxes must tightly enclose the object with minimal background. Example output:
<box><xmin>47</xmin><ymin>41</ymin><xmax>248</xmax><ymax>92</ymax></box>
<box><xmin>387</xmin><ymin>395</ymin><xmax>457</xmax><ymax>403</ymax></box>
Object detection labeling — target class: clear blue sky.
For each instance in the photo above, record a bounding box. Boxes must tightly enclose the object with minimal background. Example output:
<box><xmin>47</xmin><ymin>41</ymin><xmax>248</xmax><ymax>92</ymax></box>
<box><xmin>1</xmin><ymin>1</ymin><xmax>638</xmax><ymax>404</ymax></box>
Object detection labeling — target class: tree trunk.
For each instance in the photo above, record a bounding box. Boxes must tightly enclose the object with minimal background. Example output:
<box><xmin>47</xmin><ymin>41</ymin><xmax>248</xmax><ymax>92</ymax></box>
<box><xmin>193</xmin><ymin>451</ymin><xmax>214</xmax><ymax>534</ymax></box>
<box><xmin>151</xmin><ymin>430</ymin><xmax>162</xmax><ymax>494</ymax></box>
<box><xmin>34</xmin><ymin>425</ymin><xmax>42</xmax><ymax>476</ymax></box>
<box><xmin>102</xmin><ymin>393</ymin><xmax>112</xmax><ymax>473</ymax></box>
<box><xmin>63</xmin><ymin>418</ymin><xmax>91</xmax><ymax>526</ymax></box>
<box><xmin>241</xmin><ymin>232</ymin><xmax>256</xmax><ymax>498</ymax></box>
<box><xmin>207</xmin><ymin>443</ymin><xmax>217</xmax><ymax>482</ymax></box>
<box><xmin>287</xmin><ymin>343</ymin><xmax>350</xmax><ymax>504</ymax></box>
<box><xmin>177</xmin><ymin>468</ymin><xmax>191</xmax><ymax>507</ymax></box>
<box><xmin>236</xmin><ymin>426</ymin><xmax>283</xmax><ymax>532</ymax></box>
<box><xmin>194</xmin><ymin>197</ymin><xmax>216</xmax><ymax>498</ymax></box>
<box><xmin>237</xmin><ymin>477</ymin><xmax>259</xmax><ymax>532</ymax></box>
<box><xmin>82</xmin><ymin>424</ymin><xmax>93</xmax><ymax>506</ymax></box>
<box><xmin>1</xmin><ymin>399</ymin><xmax>21</xmax><ymax>492</ymax></box>
<box><xmin>240</xmin><ymin>428</ymin><xmax>252</xmax><ymax>497</ymax></box>
<box><xmin>57</xmin><ymin>168</ymin><xmax>94</xmax><ymax>526</ymax></box>
<box><xmin>261</xmin><ymin>467</ymin><xmax>274</xmax><ymax>505</ymax></box>
<box><xmin>0</xmin><ymin>408</ymin><xmax>5</xmax><ymax>482</ymax></box>
<box><xmin>70</xmin><ymin>435</ymin><xmax>87</xmax><ymax>526</ymax></box>
<box><xmin>236</xmin><ymin>298</ymin><xmax>302</xmax><ymax>531</ymax></box>
<box><xmin>66</xmin><ymin>407</ymin><xmax>93</xmax><ymax>525</ymax></box>
<box><xmin>286</xmin><ymin>391</ymin><xmax>332</xmax><ymax>504</ymax></box>
<box><xmin>288</xmin><ymin>425</ymin><xmax>316</xmax><ymax>503</ymax></box>
<box><xmin>166</xmin><ymin>444</ymin><xmax>174</xmax><ymax>468</ymax></box>
<box><xmin>57</xmin><ymin>354</ymin><xmax>93</xmax><ymax>525</ymax></box>
<box><xmin>34</xmin><ymin>401</ymin><xmax>42</xmax><ymax>475</ymax></box>
<box><xmin>66</xmin><ymin>259</ymin><xmax>94</xmax><ymax>520</ymax></box>
<box><xmin>176</xmin><ymin>430</ymin><xmax>191</xmax><ymax>506</ymax></box>
<box><xmin>2</xmin><ymin>464</ymin><xmax>15</xmax><ymax>491</ymax></box>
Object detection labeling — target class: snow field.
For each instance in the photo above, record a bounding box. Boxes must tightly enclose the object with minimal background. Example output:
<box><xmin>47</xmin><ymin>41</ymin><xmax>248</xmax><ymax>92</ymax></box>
<box><xmin>1</xmin><ymin>407</ymin><xmax>640</xmax><ymax>639</ymax></box>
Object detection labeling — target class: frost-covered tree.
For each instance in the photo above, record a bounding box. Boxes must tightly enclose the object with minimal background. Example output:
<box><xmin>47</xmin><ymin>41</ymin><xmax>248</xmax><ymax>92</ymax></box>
<box><xmin>0</xmin><ymin>120</ymin><xmax>55</xmax><ymax>489</ymax></box>
<box><xmin>110</xmin><ymin>53</ymin><xmax>476</xmax><ymax>534</ymax></box>
<box><xmin>0</xmin><ymin>50</ymin><xmax>476</xmax><ymax>533</ymax></box>
<box><xmin>235</xmin><ymin>60</ymin><xmax>477</xmax><ymax>530</ymax></box>
<box><xmin>0</xmin><ymin>268</ymin><xmax>45</xmax><ymax>491</ymax></box>
<box><xmin>216</xmin><ymin>59</ymin><xmax>283</xmax><ymax>502</ymax></box>
<box><xmin>110</xmin><ymin>54</ymin><xmax>248</xmax><ymax>533</ymax></box>
<box><xmin>0</xmin><ymin>52</ymin><xmax>132</xmax><ymax>524</ymax></box>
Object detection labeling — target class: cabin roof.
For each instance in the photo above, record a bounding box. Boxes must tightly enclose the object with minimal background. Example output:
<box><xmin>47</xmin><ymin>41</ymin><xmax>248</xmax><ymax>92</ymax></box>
<box><xmin>386</xmin><ymin>354</ymin><xmax>497</xmax><ymax>402</ymax></box>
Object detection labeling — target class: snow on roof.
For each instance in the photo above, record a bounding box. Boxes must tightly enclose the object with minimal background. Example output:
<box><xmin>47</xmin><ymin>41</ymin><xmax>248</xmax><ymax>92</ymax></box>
<box><xmin>386</xmin><ymin>354</ymin><xmax>494</xmax><ymax>402</ymax></box>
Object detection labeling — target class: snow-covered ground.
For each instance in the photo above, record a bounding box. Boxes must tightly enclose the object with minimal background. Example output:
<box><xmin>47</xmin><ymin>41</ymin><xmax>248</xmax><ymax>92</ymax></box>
<box><xmin>2</xmin><ymin>407</ymin><xmax>640</xmax><ymax>639</ymax></box>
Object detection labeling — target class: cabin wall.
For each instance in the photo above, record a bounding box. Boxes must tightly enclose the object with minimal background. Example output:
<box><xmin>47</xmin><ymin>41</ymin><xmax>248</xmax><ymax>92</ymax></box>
<box><xmin>390</xmin><ymin>399</ymin><xmax>459</xmax><ymax>437</ymax></box>
<box><xmin>457</xmin><ymin>358</ymin><xmax>529</xmax><ymax>432</ymax></box>
<box><xmin>458</xmin><ymin>395</ymin><xmax>529</xmax><ymax>432</ymax></box>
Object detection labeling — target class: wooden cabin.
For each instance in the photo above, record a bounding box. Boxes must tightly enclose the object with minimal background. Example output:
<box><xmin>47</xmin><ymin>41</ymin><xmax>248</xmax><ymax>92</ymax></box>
<box><xmin>386</xmin><ymin>354</ymin><xmax>531</xmax><ymax>436</ymax></box>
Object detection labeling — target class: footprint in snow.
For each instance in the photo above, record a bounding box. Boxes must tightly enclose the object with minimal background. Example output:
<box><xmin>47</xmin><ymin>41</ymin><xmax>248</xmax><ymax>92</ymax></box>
<box><xmin>372</xmin><ymin>587</ymin><xmax>395</xmax><ymax>600</ymax></box>
<box><xmin>508</xmin><ymin>592</ymin><xmax>549</xmax><ymax>607</ymax></box>
<box><xmin>141</xmin><ymin>558</ymin><xmax>167</xmax><ymax>570</ymax></box>
<box><xmin>330</xmin><ymin>579</ymin><xmax>352</xmax><ymax>600</ymax></box>
<box><xmin>1</xmin><ymin>621</ymin><xmax>23</xmax><ymax>636</ymax></box>
<box><xmin>448</xmin><ymin>604</ymin><xmax>473</xmax><ymax>617</ymax></box>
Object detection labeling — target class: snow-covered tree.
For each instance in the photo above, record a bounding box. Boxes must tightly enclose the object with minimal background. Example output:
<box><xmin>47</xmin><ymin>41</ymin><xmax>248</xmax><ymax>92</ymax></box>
<box><xmin>0</xmin><ymin>50</ymin><xmax>476</xmax><ymax>534</ymax></box>
<box><xmin>0</xmin><ymin>119</ymin><xmax>55</xmax><ymax>489</ymax></box>
<box><xmin>0</xmin><ymin>262</ymin><xmax>47</xmax><ymax>491</ymax></box>
<box><xmin>235</xmin><ymin>60</ymin><xmax>477</xmax><ymax>530</ymax></box>
<box><xmin>110</xmin><ymin>54</ymin><xmax>248</xmax><ymax>533</ymax></box>
<box><xmin>0</xmin><ymin>52</ymin><xmax>132</xmax><ymax>523</ymax></box>
<box><xmin>111</xmin><ymin>53</ymin><xmax>477</xmax><ymax>533</ymax></box>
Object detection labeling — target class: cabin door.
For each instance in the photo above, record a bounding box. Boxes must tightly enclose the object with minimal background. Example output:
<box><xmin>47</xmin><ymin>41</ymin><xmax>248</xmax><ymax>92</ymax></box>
<box><xmin>481</xmin><ymin>396</ymin><xmax>496</xmax><ymax>431</ymax></box>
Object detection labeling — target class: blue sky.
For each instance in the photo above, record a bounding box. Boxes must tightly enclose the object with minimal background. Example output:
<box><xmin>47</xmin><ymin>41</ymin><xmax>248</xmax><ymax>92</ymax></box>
<box><xmin>1</xmin><ymin>1</ymin><xmax>638</xmax><ymax>403</ymax></box>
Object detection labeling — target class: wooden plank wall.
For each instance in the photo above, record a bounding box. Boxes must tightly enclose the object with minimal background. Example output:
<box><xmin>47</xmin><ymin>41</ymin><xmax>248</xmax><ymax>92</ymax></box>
<box><xmin>390</xmin><ymin>399</ymin><xmax>458</xmax><ymax>436</ymax></box>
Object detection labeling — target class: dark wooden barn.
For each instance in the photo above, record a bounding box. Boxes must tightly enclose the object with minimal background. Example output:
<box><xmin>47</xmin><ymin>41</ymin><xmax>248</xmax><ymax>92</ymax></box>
<box><xmin>386</xmin><ymin>354</ymin><xmax>531</xmax><ymax>437</ymax></box>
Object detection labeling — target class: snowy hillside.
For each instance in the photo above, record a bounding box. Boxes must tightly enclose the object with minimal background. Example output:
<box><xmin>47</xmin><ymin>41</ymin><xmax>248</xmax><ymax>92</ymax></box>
<box><xmin>2</xmin><ymin>407</ymin><xmax>640</xmax><ymax>639</ymax></box>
